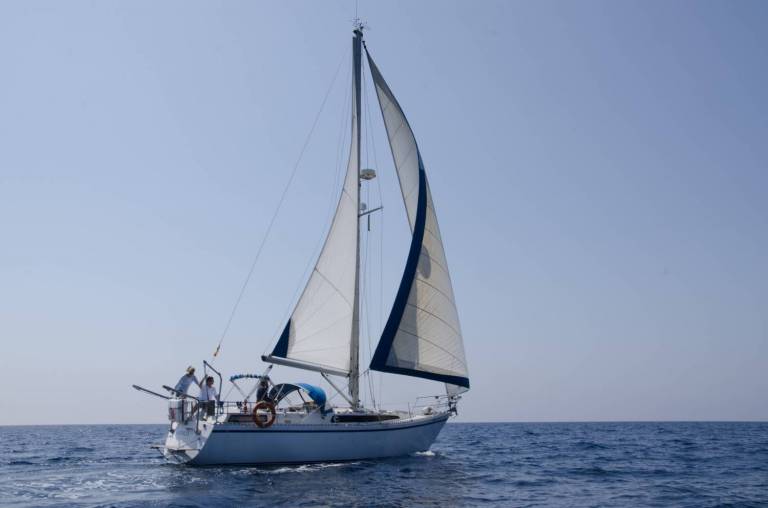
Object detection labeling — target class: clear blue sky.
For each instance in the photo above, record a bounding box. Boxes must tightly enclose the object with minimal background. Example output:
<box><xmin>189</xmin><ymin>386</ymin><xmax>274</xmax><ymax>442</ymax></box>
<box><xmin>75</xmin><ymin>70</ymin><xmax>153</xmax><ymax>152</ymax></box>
<box><xmin>1</xmin><ymin>1</ymin><xmax>766</xmax><ymax>424</ymax></box>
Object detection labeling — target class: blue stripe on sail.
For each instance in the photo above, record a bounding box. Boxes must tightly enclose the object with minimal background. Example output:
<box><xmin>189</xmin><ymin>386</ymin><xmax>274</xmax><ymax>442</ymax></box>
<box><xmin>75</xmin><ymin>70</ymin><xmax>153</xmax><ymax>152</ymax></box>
<box><xmin>369</xmin><ymin>157</ymin><xmax>470</xmax><ymax>389</ymax></box>
<box><xmin>370</xmin><ymin>364</ymin><xmax>469</xmax><ymax>389</ymax></box>
<box><xmin>271</xmin><ymin>319</ymin><xmax>291</xmax><ymax>358</ymax></box>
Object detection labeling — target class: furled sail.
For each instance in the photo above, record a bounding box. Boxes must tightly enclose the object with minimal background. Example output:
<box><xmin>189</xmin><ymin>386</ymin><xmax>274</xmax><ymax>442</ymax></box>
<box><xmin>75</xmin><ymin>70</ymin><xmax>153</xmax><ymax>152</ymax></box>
<box><xmin>366</xmin><ymin>51</ymin><xmax>470</xmax><ymax>389</ymax></box>
<box><xmin>263</xmin><ymin>44</ymin><xmax>362</xmax><ymax>377</ymax></box>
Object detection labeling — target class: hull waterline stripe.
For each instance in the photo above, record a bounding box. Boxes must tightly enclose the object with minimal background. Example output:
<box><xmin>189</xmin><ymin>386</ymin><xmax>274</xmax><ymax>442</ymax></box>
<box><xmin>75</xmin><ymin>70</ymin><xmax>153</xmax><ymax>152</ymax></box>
<box><xmin>211</xmin><ymin>416</ymin><xmax>448</xmax><ymax>434</ymax></box>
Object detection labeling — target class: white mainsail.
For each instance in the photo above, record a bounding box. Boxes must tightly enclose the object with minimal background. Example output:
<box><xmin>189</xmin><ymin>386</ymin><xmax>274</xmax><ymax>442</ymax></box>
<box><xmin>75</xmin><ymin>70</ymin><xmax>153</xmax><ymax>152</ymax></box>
<box><xmin>367</xmin><ymin>51</ymin><xmax>470</xmax><ymax>389</ymax></box>
<box><xmin>263</xmin><ymin>36</ymin><xmax>362</xmax><ymax>378</ymax></box>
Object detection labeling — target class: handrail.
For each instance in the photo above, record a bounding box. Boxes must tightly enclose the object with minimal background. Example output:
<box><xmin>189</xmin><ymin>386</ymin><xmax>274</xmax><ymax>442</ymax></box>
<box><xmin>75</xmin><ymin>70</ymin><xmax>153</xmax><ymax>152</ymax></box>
<box><xmin>171</xmin><ymin>391</ymin><xmax>455</xmax><ymax>424</ymax></box>
<box><xmin>203</xmin><ymin>360</ymin><xmax>223</xmax><ymax>396</ymax></box>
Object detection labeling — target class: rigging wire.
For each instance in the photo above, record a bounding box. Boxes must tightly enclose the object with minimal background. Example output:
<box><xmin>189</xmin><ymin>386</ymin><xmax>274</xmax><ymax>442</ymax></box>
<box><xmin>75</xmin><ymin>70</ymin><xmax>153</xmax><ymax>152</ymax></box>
<box><xmin>361</xmin><ymin>57</ymin><xmax>386</xmax><ymax>409</ymax></box>
<box><xmin>361</xmin><ymin>54</ymin><xmax>386</xmax><ymax>409</ymax></box>
<box><xmin>365</xmin><ymin>62</ymin><xmax>378</xmax><ymax>409</ymax></box>
<box><xmin>211</xmin><ymin>50</ymin><xmax>348</xmax><ymax>360</ymax></box>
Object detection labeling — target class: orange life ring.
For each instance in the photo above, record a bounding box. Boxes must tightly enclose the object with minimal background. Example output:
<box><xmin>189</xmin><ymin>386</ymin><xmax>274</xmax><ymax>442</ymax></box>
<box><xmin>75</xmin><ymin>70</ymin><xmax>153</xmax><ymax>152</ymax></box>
<box><xmin>252</xmin><ymin>400</ymin><xmax>276</xmax><ymax>428</ymax></box>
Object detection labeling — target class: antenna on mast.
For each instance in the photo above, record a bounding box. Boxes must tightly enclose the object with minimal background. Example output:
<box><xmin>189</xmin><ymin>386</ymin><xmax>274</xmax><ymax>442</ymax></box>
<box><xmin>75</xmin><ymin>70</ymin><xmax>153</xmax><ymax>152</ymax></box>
<box><xmin>352</xmin><ymin>18</ymin><xmax>368</xmax><ymax>33</ymax></box>
<box><xmin>352</xmin><ymin>0</ymin><xmax>368</xmax><ymax>35</ymax></box>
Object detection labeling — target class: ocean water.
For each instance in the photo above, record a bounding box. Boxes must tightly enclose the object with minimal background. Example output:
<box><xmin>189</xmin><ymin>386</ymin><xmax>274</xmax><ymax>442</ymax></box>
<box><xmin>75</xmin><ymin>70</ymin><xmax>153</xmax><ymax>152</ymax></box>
<box><xmin>0</xmin><ymin>422</ymin><xmax>766</xmax><ymax>507</ymax></box>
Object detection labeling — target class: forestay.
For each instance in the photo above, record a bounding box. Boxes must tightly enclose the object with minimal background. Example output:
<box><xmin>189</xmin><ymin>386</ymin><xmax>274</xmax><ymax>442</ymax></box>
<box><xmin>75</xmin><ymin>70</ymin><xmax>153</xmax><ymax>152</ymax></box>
<box><xmin>366</xmin><ymin>51</ymin><xmax>470</xmax><ymax>389</ymax></box>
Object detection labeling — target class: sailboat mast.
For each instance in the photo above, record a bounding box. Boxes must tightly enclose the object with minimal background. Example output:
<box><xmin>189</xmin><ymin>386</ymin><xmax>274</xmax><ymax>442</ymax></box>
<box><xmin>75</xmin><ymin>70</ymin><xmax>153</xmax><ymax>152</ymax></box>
<box><xmin>349</xmin><ymin>26</ymin><xmax>363</xmax><ymax>409</ymax></box>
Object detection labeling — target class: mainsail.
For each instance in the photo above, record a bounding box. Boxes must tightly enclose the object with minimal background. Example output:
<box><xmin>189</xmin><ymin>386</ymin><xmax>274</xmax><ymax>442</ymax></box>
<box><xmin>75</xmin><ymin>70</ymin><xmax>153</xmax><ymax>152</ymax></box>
<box><xmin>263</xmin><ymin>33</ymin><xmax>363</xmax><ymax>379</ymax></box>
<box><xmin>366</xmin><ymin>51</ymin><xmax>470</xmax><ymax>389</ymax></box>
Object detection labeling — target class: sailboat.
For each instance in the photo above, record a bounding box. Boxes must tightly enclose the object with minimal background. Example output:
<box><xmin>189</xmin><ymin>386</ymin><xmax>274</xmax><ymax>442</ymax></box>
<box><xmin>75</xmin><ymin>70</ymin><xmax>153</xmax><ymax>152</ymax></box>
<box><xmin>158</xmin><ymin>25</ymin><xmax>469</xmax><ymax>466</ymax></box>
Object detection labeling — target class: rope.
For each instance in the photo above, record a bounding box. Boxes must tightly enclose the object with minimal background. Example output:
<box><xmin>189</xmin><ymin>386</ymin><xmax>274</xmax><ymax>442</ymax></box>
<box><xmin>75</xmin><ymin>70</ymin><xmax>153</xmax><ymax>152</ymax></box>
<box><xmin>212</xmin><ymin>51</ymin><xmax>347</xmax><ymax>359</ymax></box>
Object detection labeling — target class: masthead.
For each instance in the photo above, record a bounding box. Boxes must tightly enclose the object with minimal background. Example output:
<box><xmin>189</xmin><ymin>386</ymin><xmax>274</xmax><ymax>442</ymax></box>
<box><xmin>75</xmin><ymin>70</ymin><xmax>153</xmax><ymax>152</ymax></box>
<box><xmin>352</xmin><ymin>18</ymin><xmax>367</xmax><ymax>35</ymax></box>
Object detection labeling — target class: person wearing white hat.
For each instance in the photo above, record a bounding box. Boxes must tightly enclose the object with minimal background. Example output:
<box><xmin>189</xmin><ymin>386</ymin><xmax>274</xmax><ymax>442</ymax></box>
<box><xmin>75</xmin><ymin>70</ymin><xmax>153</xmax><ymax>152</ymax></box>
<box><xmin>173</xmin><ymin>366</ymin><xmax>200</xmax><ymax>396</ymax></box>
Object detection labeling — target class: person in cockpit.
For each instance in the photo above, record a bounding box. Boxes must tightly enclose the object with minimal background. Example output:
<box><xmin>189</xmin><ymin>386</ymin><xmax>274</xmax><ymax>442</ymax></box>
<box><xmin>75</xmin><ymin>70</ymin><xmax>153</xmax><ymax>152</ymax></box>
<box><xmin>199</xmin><ymin>376</ymin><xmax>219</xmax><ymax>417</ymax></box>
<box><xmin>173</xmin><ymin>366</ymin><xmax>200</xmax><ymax>396</ymax></box>
<box><xmin>256</xmin><ymin>378</ymin><xmax>270</xmax><ymax>402</ymax></box>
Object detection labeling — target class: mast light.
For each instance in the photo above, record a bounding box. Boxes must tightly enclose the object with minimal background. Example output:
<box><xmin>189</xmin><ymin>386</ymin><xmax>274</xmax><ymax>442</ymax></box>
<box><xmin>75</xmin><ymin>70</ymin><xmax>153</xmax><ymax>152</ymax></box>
<box><xmin>360</xmin><ymin>168</ymin><xmax>376</xmax><ymax>180</ymax></box>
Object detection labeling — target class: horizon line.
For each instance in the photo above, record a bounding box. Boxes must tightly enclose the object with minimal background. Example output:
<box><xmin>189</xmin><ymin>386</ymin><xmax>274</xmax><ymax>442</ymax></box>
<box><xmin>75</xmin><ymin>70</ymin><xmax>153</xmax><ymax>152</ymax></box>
<box><xmin>2</xmin><ymin>419</ymin><xmax>767</xmax><ymax>427</ymax></box>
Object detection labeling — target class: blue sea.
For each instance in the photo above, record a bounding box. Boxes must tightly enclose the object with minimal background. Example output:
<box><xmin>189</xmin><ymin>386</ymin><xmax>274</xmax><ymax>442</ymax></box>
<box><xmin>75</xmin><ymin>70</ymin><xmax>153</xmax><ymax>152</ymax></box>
<box><xmin>1</xmin><ymin>422</ymin><xmax>766</xmax><ymax>507</ymax></box>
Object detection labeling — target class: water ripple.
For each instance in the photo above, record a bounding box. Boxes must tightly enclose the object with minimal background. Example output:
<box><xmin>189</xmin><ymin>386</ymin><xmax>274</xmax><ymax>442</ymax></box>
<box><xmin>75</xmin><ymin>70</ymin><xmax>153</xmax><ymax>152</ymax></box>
<box><xmin>0</xmin><ymin>423</ymin><xmax>767</xmax><ymax>506</ymax></box>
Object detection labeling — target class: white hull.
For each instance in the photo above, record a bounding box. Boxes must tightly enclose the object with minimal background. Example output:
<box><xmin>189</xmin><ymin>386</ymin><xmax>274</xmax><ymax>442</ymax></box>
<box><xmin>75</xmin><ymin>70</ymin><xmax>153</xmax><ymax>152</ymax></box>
<box><xmin>163</xmin><ymin>412</ymin><xmax>449</xmax><ymax>466</ymax></box>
